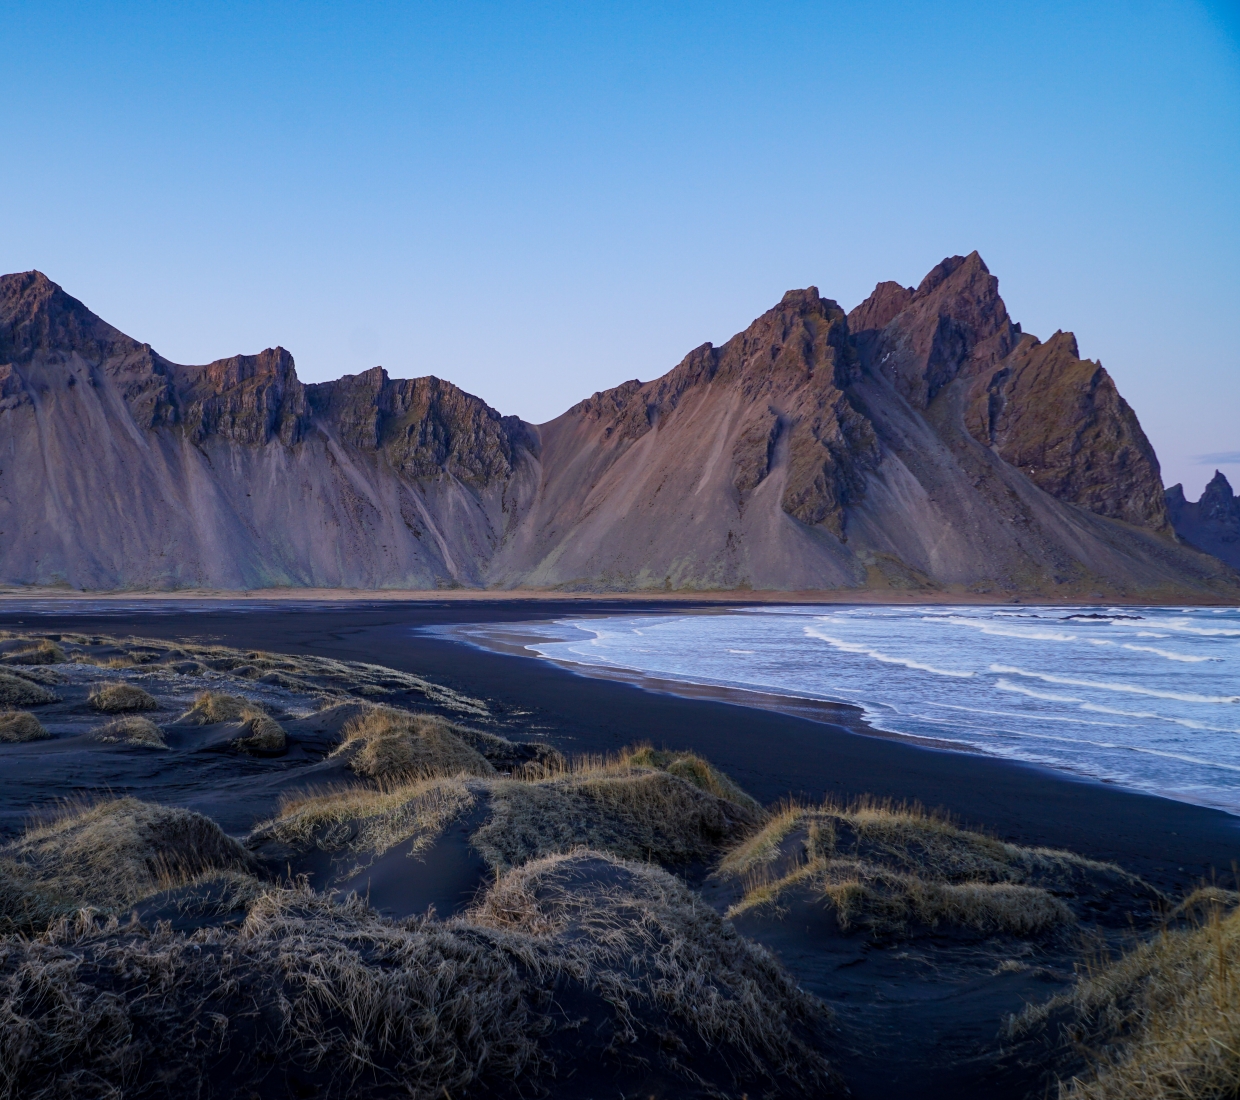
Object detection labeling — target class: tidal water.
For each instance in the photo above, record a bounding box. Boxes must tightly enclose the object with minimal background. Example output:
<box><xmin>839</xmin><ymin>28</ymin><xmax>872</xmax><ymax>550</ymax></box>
<box><xmin>455</xmin><ymin>605</ymin><xmax>1240</xmax><ymax>814</ymax></box>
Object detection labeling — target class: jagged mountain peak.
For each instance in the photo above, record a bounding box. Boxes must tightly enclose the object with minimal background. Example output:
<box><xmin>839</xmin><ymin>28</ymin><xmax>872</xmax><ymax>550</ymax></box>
<box><xmin>1165</xmin><ymin>469</ymin><xmax>1240</xmax><ymax>571</ymax></box>
<box><xmin>0</xmin><ymin>269</ymin><xmax>137</xmax><ymax>365</ymax></box>
<box><xmin>0</xmin><ymin>258</ymin><xmax>1234</xmax><ymax>596</ymax></box>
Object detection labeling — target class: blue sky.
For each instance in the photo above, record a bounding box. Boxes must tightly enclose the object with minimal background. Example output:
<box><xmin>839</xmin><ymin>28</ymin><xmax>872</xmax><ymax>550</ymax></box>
<box><xmin>4</xmin><ymin>1</ymin><xmax>1237</xmax><ymax>497</ymax></box>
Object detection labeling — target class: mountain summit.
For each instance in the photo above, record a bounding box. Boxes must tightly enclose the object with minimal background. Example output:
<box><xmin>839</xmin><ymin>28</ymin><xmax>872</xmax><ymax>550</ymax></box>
<box><xmin>0</xmin><ymin>259</ymin><xmax>1234</xmax><ymax>598</ymax></box>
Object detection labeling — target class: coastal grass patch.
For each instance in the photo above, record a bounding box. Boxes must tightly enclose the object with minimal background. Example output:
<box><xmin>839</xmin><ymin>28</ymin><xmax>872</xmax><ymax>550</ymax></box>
<box><xmin>0</xmin><ymin>671</ymin><xmax>58</xmax><ymax>708</ymax></box>
<box><xmin>178</xmin><ymin>690</ymin><xmax>250</xmax><ymax>724</ymax></box>
<box><xmin>332</xmin><ymin>705</ymin><xmax>495</xmax><ymax>782</ymax></box>
<box><xmin>252</xmin><ymin>778</ymin><xmax>477</xmax><ymax>859</ymax></box>
<box><xmin>719</xmin><ymin>798</ymin><xmax>1148</xmax><ymax>936</ymax></box>
<box><xmin>234</xmin><ymin>708</ymin><xmax>287</xmax><ymax>755</ymax></box>
<box><xmin>3</xmin><ymin>797</ymin><xmax>261</xmax><ymax>910</ymax></box>
<box><xmin>0</xmin><ymin>710</ymin><xmax>49</xmax><ymax>743</ymax></box>
<box><xmin>1010</xmin><ymin>890</ymin><xmax>1240</xmax><ymax>1100</ymax></box>
<box><xmin>89</xmin><ymin>682</ymin><xmax>158</xmax><ymax>714</ymax></box>
<box><xmin>0</xmin><ymin>858</ymin><xmax>75</xmax><ymax>935</ymax></box>
<box><xmin>0</xmin><ymin>638</ymin><xmax>67</xmax><ymax>666</ymax></box>
<box><xmin>0</xmin><ymin>858</ymin><xmax>839</xmax><ymax>1100</ymax></box>
<box><xmin>0</xmin><ymin>885</ymin><xmax>542</xmax><ymax>1100</ymax></box>
<box><xmin>472</xmin><ymin>747</ymin><xmax>765</xmax><ymax>871</ymax></box>
<box><xmin>469</xmin><ymin>849</ymin><xmax>837</xmax><ymax>1091</ymax></box>
<box><xmin>93</xmin><ymin>715</ymin><xmax>167</xmax><ymax>749</ymax></box>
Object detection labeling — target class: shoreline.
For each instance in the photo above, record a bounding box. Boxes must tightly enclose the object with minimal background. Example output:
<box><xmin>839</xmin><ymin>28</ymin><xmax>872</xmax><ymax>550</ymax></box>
<box><xmin>0</xmin><ymin>586</ymin><xmax>1236</xmax><ymax>607</ymax></box>
<box><xmin>2</xmin><ymin>599</ymin><xmax>1238</xmax><ymax>897</ymax></box>
<box><xmin>442</xmin><ymin>612</ymin><xmax>1240</xmax><ymax>819</ymax></box>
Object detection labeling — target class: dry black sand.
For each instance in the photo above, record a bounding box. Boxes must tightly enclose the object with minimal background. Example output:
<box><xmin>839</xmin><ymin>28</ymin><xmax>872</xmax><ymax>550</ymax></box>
<box><xmin>3</xmin><ymin>597</ymin><xmax>1239</xmax><ymax>1099</ymax></box>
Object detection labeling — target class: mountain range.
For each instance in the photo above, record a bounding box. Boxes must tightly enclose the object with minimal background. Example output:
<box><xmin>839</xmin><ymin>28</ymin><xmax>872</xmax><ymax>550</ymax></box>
<box><xmin>1</xmin><ymin>255</ymin><xmax>1236</xmax><ymax>598</ymax></box>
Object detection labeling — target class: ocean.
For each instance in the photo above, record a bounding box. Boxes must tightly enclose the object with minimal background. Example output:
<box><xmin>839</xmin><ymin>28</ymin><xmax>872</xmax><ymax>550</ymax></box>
<box><xmin>452</xmin><ymin>605</ymin><xmax>1240</xmax><ymax>814</ymax></box>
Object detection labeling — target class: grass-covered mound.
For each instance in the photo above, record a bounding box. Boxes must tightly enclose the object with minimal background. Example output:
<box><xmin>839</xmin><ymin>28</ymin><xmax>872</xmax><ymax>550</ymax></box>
<box><xmin>333</xmin><ymin>706</ymin><xmax>496</xmax><ymax>781</ymax></box>
<box><xmin>89</xmin><ymin>682</ymin><xmax>158</xmax><ymax>714</ymax></box>
<box><xmin>473</xmin><ymin>747</ymin><xmax>764</xmax><ymax>871</ymax></box>
<box><xmin>92</xmin><ymin>715</ymin><xmax>167</xmax><ymax>749</ymax></box>
<box><xmin>0</xmin><ymin>671</ymin><xmax>57</xmax><ymax>708</ymax></box>
<box><xmin>0</xmin><ymin>638</ymin><xmax>66</xmax><ymax>666</ymax></box>
<box><xmin>253</xmin><ymin>778</ymin><xmax>478</xmax><ymax>869</ymax></box>
<box><xmin>1010</xmin><ymin>890</ymin><xmax>1240</xmax><ymax>1100</ymax></box>
<box><xmin>178</xmin><ymin>689</ymin><xmax>249</xmax><ymax>724</ymax></box>
<box><xmin>0</xmin><ymin>854</ymin><xmax>841</xmax><ymax>1099</ymax></box>
<box><xmin>0</xmin><ymin>710</ymin><xmax>48</xmax><ymax>743</ymax></box>
<box><xmin>1</xmin><ymin>797</ymin><xmax>261</xmax><ymax>912</ymax></box>
<box><xmin>252</xmin><ymin>744</ymin><xmax>766</xmax><ymax>885</ymax></box>
<box><xmin>717</xmin><ymin>799</ymin><xmax>1159</xmax><ymax>938</ymax></box>
<box><xmin>470</xmin><ymin>850</ymin><xmax>838</xmax><ymax>1093</ymax></box>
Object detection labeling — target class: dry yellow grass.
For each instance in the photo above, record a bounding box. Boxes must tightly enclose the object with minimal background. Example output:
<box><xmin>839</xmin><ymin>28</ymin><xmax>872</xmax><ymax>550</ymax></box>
<box><xmin>177</xmin><ymin>690</ymin><xmax>249</xmax><ymax>724</ymax></box>
<box><xmin>472</xmin><ymin>747</ymin><xmax>764</xmax><ymax>871</ymax></box>
<box><xmin>718</xmin><ymin>798</ymin><xmax>1138</xmax><ymax>935</ymax></box>
<box><xmin>0</xmin><ymin>885</ymin><xmax>542</xmax><ymax>1100</ymax></box>
<box><xmin>469</xmin><ymin>849</ymin><xmax>836</xmax><ymax>1089</ymax></box>
<box><xmin>0</xmin><ymin>858</ymin><xmax>74</xmax><ymax>934</ymax></box>
<box><xmin>0</xmin><ymin>638</ymin><xmax>66</xmax><ymax>665</ymax></box>
<box><xmin>89</xmin><ymin>682</ymin><xmax>158</xmax><ymax>714</ymax></box>
<box><xmin>333</xmin><ymin>706</ymin><xmax>495</xmax><ymax>781</ymax></box>
<box><xmin>2</xmin><ymin>797</ymin><xmax>259</xmax><ymax>910</ymax></box>
<box><xmin>0</xmin><ymin>710</ymin><xmax>49</xmax><ymax>743</ymax></box>
<box><xmin>93</xmin><ymin>715</ymin><xmax>166</xmax><ymax>749</ymax></box>
<box><xmin>0</xmin><ymin>671</ymin><xmax>58</xmax><ymax>708</ymax></box>
<box><xmin>234</xmin><ymin>708</ymin><xmax>287</xmax><ymax>755</ymax></box>
<box><xmin>254</xmin><ymin>778</ymin><xmax>476</xmax><ymax>860</ymax></box>
<box><xmin>1011</xmin><ymin>891</ymin><xmax>1240</xmax><ymax>1099</ymax></box>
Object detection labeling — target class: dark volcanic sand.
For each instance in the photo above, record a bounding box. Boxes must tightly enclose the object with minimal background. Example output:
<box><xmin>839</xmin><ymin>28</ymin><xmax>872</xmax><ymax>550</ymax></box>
<box><xmin>4</xmin><ymin>598</ymin><xmax>1239</xmax><ymax>1100</ymax></box>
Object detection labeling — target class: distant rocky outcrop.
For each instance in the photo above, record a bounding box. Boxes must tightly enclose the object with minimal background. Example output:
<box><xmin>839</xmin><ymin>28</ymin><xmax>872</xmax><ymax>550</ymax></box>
<box><xmin>1</xmin><ymin>261</ymin><xmax>1236</xmax><ymax>598</ymax></box>
<box><xmin>1166</xmin><ymin>472</ymin><xmax>1240</xmax><ymax>571</ymax></box>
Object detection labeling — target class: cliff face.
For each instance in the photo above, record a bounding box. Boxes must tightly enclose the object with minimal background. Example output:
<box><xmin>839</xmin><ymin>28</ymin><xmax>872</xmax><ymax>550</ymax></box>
<box><xmin>0</xmin><ymin>273</ymin><xmax>535</xmax><ymax>589</ymax></box>
<box><xmin>1166</xmin><ymin>472</ymin><xmax>1240</xmax><ymax>571</ymax></box>
<box><xmin>1</xmin><ymin>263</ymin><xmax>1235</xmax><ymax>597</ymax></box>
<box><xmin>495</xmin><ymin>253</ymin><xmax>1232</xmax><ymax>597</ymax></box>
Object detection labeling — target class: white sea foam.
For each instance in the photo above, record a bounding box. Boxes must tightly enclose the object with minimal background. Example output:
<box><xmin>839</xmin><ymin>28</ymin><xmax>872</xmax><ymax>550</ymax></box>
<box><xmin>989</xmin><ymin>664</ymin><xmax>1240</xmax><ymax>705</ymax></box>
<box><xmin>937</xmin><ymin>616</ymin><xmax>1079</xmax><ymax>643</ymax></box>
<box><xmin>805</xmin><ymin>626</ymin><xmax>975</xmax><ymax>678</ymax></box>
<box><xmin>480</xmin><ymin>604</ymin><xmax>1240</xmax><ymax>814</ymax></box>
<box><xmin>1120</xmin><ymin>644</ymin><xmax>1215</xmax><ymax>663</ymax></box>
<box><xmin>1079</xmin><ymin>703</ymin><xmax>1240</xmax><ymax>734</ymax></box>
<box><xmin>992</xmin><ymin>678</ymin><xmax>1082</xmax><ymax>703</ymax></box>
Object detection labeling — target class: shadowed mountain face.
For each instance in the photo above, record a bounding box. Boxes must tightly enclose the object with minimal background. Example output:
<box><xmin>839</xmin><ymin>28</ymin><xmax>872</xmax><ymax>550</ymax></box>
<box><xmin>1166</xmin><ymin>472</ymin><xmax>1240</xmax><ymax>572</ymax></box>
<box><xmin>1</xmin><ymin>260</ymin><xmax>1235</xmax><ymax>597</ymax></box>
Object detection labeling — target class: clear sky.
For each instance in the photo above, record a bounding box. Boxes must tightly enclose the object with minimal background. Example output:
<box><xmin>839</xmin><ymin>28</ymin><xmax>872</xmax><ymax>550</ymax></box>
<box><xmin>4</xmin><ymin>1</ymin><xmax>1237</xmax><ymax>497</ymax></box>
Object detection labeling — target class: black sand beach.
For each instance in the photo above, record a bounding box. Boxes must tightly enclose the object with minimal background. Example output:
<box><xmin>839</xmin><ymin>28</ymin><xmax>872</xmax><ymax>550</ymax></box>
<box><xmin>3</xmin><ymin>598</ymin><xmax>1238</xmax><ymax>1099</ymax></box>
<box><xmin>3</xmin><ymin>599</ymin><xmax>1234</xmax><ymax>894</ymax></box>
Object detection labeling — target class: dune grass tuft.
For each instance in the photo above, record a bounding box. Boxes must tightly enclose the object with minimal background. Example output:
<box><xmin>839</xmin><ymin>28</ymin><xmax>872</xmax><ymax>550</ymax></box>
<box><xmin>0</xmin><ymin>859</ymin><xmax>74</xmax><ymax>935</ymax></box>
<box><xmin>253</xmin><ymin>778</ymin><xmax>476</xmax><ymax>861</ymax></box>
<box><xmin>473</xmin><ymin>748</ymin><xmax>764</xmax><ymax>871</ymax></box>
<box><xmin>0</xmin><ymin>671</ymin><xmax>58</xmax><ymax>708</ymax></box>
<box><xmin>234</xmin><ymin>708</ymin><xmax>287</xmax><ymax>755</ymax></box>
<box><xmin>622</xmin><ymin>744</ymin><xmax>762</xmax><ymax>810</ymax></box>
<box><xmin>177</xmin><ymin>690</ymin><xmax>249</xmax><ymax>724</ymax></box>
<box><xmin>0</xmin><ymin>710</ymin><xmax>49</xmax><ymax>743</ymax></box>
<box><xmin>1011</xmin><ymin>892</ymin><xmax>1240</xmax><ymax>1100</ymax></box>
<box><xmin>470</xmin><ymin>849</ymin><xmax>836</xmax><ymax>1089</ymax></box>
<box><xmin>93</xmin><ymin>715</ymin><xmax>166</xmax><ymax>749</ymax></box>
<box><xmin>718</xmin><ymin>798</ymin><xmax>1145</xmax><ymax>936</ymax></box>
<box><xmin>3</xmin><ymin>797</ymin><xmax>260</xmax><ymax>910</ymax></box>
<box><xmin>89</xmin><ymin>682</ymin><xmax>158</xmax><ymax>714</ymax></box>
<box><xmin>334</xmin><ymin>706</ymin><xmax>495</xmax><ymax>781</ymax></box>
<box><xmin>0</xmin><ymin>885</ymin><xmax>543</xmax><ymax>1100</ymax></box>
<box><xmin>1</xmin><ymin>639</ymin><xmax>66</xmax><ymax>666</ymax></box>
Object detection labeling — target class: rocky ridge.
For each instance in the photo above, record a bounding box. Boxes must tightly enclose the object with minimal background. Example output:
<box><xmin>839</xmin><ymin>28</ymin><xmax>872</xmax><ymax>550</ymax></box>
<box><xmin>0</xmin><ymin>260</ymin><xmax>1235</xmax><ymax>598</ymax></box>
<box><xmin>1167</xmin><ymin>471</ymin><xmax>1240</xmax><ymax>571</ymax></box>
